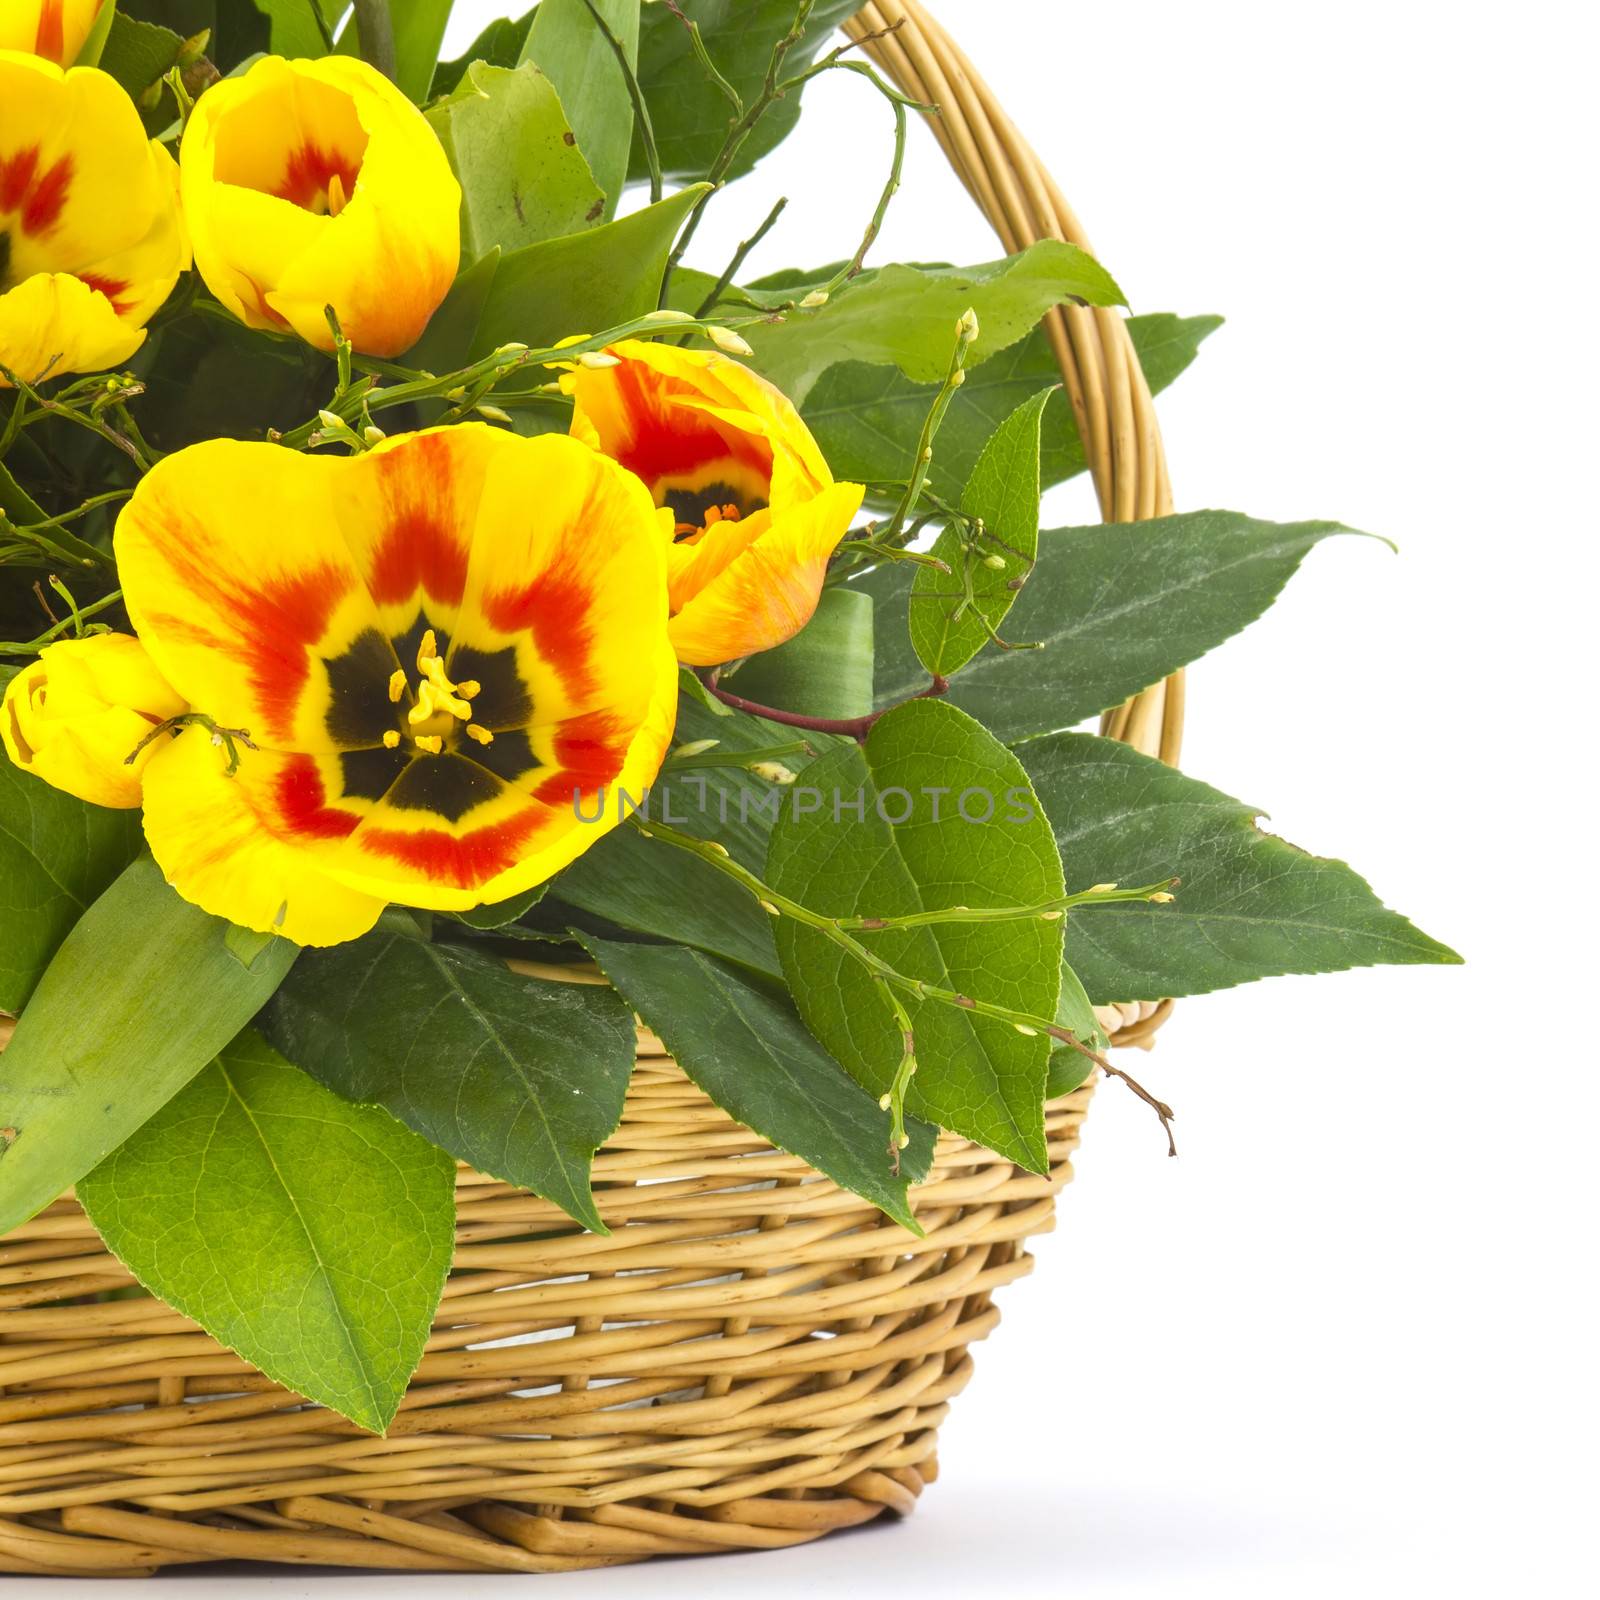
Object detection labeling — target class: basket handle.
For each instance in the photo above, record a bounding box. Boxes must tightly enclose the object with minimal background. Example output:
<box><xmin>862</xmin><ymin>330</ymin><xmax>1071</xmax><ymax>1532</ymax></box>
<box><xmin>846</xmin><ymin>1</ymin><xmax>1177</xmax><ymax>1046</ymax></box>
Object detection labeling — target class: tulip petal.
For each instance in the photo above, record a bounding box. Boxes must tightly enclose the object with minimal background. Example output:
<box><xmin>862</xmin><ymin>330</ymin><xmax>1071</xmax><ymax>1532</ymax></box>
<box><xmin>140</xmin><ymin>727</ymin><xmax>386</xmax><ymax>946</ymax></box>
<box><xmin>0</xmin><ymin>272</ymin><xmax>144</xmax><ymax>386</ymax></box>
<box><xmin>0</xmin><ymin>2</ymin><xmax>103</xmax><ymax>67</ymax></box>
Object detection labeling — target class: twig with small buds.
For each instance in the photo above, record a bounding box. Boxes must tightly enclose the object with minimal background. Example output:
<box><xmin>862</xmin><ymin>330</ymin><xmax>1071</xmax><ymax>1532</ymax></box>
<box><xmin>881</xmin><ymin>310</ymin><xmax>980</xmax><ymax>547</ymax></box>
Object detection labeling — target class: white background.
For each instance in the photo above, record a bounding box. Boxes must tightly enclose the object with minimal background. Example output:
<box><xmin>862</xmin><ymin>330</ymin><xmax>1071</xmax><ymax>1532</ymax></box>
<box><xmin>20</xmin><ymin>1</ymin><xmax>1596</xmax><ymax>1595</ymax></box>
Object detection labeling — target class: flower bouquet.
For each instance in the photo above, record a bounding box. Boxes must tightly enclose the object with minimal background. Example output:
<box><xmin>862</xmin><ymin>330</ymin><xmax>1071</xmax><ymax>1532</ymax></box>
<box><xmin>0</xmin><ymin>0</ymin><xmax>1457</xmax><ymax>1574</ymax></box>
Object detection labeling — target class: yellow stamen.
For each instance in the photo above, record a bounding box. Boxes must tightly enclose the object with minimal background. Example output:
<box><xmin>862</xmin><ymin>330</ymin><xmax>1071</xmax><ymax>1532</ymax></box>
<box><xmin>413</xmin><ymin>734</ymin><xmax>443</xmax><ymax>755</ymax></box>
<box><xmin>387</xmin><ymin>668</ymin><xmax>406</xmax><ymax>703</ymax></box>
<box><xmin>416</xmin><ymin>629</ymin><xmax>438</xmax><ymax>670</ymax></box>
<box><xmin>382</xmin><ymin>729</ymin><xmax>400</xmax><ymax>749</ymax></box>
<box><xmin>327</xmin><ymin>172</ymin><xmax>348</xmax><ymax>217</ymax></box>
<box><xmin>407</xmin><ymin>682</ymin><xmax>438</xmax><ymax>725</ymax></box>
<box><xmin>457</xmin><ymin>680</ymin><xmax>481</xmax><ymax>699</ymax></box>
<box><xmin>466</xmin><ymin>723</ymin><xmax>494</xmax><ymax>746</ymax></box>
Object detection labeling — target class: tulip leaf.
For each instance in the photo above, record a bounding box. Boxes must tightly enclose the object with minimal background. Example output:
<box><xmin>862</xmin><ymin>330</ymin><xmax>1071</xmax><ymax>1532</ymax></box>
<box><xmin>910</xmin><ymin>386</ymin><xmax>1051</xmax><ymax>677</ymax></box>
<box><xmin>248</xmin><ymin>0</ymin><xmax>336</xmax><ymax>56</ymax></box>
<box><xmin>632</xmin><ymin>0</ymin><xmax>863</xmax><ymax>185</ymax></box>
<box><xmin>426</xmin><ymin>60</ymin><xmax>606</xmax><ymax>260</ymax></box>
<box><xmin>766</xmin><ymin>699</ymin><xmax>1064</xmax><ymax>1172</ymax></box>
<box><xmin>75</xmin><ymin>0</ymin><xmax>121</xmax><ymax>66</ymax></box>
<box><xmin>864</xmin><ymin>513</ymin><xmax>1379</xmax><ymax>744</ymax></box>
<box><xmin>0</xmin><ymin>763</ymin><xmax>142</xmax><ymax>1013</ymax></box>
<box><xmin>330</xmin><ymin>0</ymin><xmax>457</xmax><ymax>103</ymax></box>
<box><xmin>805</xmin><ymin>312</ymin><xmax>1223</xmax><ymax>505</ymax></box>
<box><xmin>1017</xmin><ymin>732</ymin><xmax>1462</xmax><ymax>1001</ymax></box>
<box><xmin>523</xmin><ymin>0</ymin><xmax>639</xmax><ymax>221</ymax></box>
<box><xmin>0</xmin><ymin>458</ymin><xmax>47</xmax><ymax>524</ymax></box>
<box><xmin>580</xmin><ymin>935</ymin><xmax>934</xmax><ymax>1232</ymax></box>
<box><xmin>259</xmin><ymin>933</ymin><xmax>636</xmax><ymax>1233</ymax></box>
<box><xmin>0</xmin><ymin>855</ymin><xmax>298</xmax><ymax>1237</ymax></box>
<box><xmin>409</xmin><ymin>182</ymin><xmax>706</xmax><ymax>368</ymax></box>
<box><xmin>684</xmin><ymin>242</ymin><xmax>1125</xmax><ymax>406</ymax></box>
<box><xmin>717</xmin><ymin>585</ymin><xmax>874</xmax><ymax>720</ymax></box>
<box><xmin>78</xmin><ymin>1029</ymin><xmax>455</xmax><ymax>1435</ymax></box>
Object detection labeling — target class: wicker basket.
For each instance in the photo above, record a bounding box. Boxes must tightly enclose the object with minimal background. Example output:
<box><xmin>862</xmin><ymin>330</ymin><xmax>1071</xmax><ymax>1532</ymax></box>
<box><xmin>0</xmin><ymin>1</ymin><xmax>1180</xmax><ymax>1575</ymax></box>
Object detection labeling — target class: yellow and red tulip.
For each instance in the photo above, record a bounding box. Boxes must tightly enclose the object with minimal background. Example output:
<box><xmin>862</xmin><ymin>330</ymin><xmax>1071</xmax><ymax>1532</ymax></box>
<box><xmin>103</xmin><ymin>424</ymin><xmax>676</xmax><ymax>946</ymax></box>
<box><xmin>179</xmin><ymin>55</ymin><xmax>461</xmax><ymax>359</ymax></box>
<box><xmin>565</xmin><ymin>340</ymin><xmax>864</xmax><ymax>667</ymax></box>
<box><xmin>0</xmin><ymin>51</ymin><xmax>188</xmax><ymax>386</ymax></box>
<box><xmin>1</xmin><ymin>633</ymin><xmax>188</xmax><ymax>809</ymax></box>
<box><xmin>0</xmin><ymin>0</ymin><xmax>103</xmax><ymax>67</ymax></box>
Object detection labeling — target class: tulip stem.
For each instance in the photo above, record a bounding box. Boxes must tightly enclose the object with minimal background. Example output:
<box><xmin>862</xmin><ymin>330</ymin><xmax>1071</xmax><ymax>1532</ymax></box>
<box><xmin>880</xmin><ymin>314</ymin><xmax>980</xmax><ymax>549</ymax></box>
<box><xmin>703</xmin><ymin>666</ymin><xmax>949</xmax><ymax>743</ymax></box>
<box><xmin>0</xmin><ymin>591</ymin><xmax>125</xmax><ymax>656</ymax></box>
<box><xmin>350</xmin><ymin>0</ymin><xmax>397</xmax><ymax>83</ymax></box>
<box><xmin>577</xmin><ymin>0</ymin><xmax>661</xmax><ymax>205</ymax></box>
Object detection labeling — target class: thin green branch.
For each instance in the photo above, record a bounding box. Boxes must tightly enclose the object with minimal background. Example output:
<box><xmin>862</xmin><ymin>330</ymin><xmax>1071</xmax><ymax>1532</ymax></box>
<box><xmin>578</xmin><ymin>0</ymin><xmax>662</xmax><ymax>205</ymax></box>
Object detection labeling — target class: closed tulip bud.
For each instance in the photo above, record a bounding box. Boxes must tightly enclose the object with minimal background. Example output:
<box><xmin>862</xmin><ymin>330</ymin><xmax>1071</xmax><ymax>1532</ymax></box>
<box><xmin>179</xmin><ymin>56</ymin><xmax>460</xmax><ymax>358</ymax></box>
<box><xmin>1</xmin><ymin>634</ymin><xmax>188</xmax><ymax>808</ymax></box>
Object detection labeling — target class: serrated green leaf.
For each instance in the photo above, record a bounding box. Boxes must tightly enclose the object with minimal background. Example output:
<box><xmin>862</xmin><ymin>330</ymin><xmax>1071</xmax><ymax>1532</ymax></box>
<box><xmin>0</xmin><ymin>855</ymin><xmax>298</xmax><ymax>1236</ymax></box>
<box><xmin>0</xmin><ymin>764</ymin><xmax>142</xmax><ymax>1012</ymax></box>
<box><xmin>719</xmin><ymin>585</ymin><xmax>874</xmax><ymax>719</ymax></box>
<box><xmin>77</xmin><ymin>1030</ymin><xmax>454</xmax><ymax>1434</ymax></box>
<box><xmin>694</xmin><ymin>242</ymin><xmax>1124</xmax><ymax>406</ymax></box>
<box><xmin>767</xmin><ymin>699</ymin><xmax>1063</xmax><ymax>1171</ymax></box>
<box><xmin>427</xmin><ymin>60</ymin><xmax>605</xmax><ymax>259</ymax></box>
<box><xmin>631</xmin><ymin>0</ymin><xmax>860</xmax><ymax>185</ymax></box>
<box><xmin>581</xmin><ymin>935</ymin><xmax>932</xmax><ymax>1230</ymax></box>
<box><xmin>1019</xmin><ymin>731</ymin><xmax>1462</xmax><ymax>1000</ymax></box>
<box><xmin>911</xmin><ymin>386</ymin><xmax>1051</xmax><ymax>676</ymax></box>
<box><xmin>805</xmin><ymin>312</ymin><xmax>1222</xmax><ymax>504</ymax></box>
<box><xmin>259</xmin><ymin>932</ymin><xmax>635</xmax><ymax>1231</ymax></box>
<box><xmin>96</xmin><ymin>11</ymin><xmax>184</xmax><ymax>100</ymax></box>
<box><xmin>866</xmin><ymin>512</ymin><xmax>1378</xmax><ymax>743</ymax></box>
<box><xmin>523</xmin><ymin>0</ymin><xmax>638</xmax><ymax>221</ymax></box>
<box><xmin>449</xmin><ymin>881</ymin><xmax>548</xmax><ymax>929</ymax></box>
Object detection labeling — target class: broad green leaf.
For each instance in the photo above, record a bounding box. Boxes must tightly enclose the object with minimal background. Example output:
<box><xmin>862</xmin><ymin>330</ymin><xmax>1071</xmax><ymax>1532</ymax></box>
<box><xmin>433</xmin><ymin>6</ymin><xmax>535</xmax><ymax>96</ymax></box>
<box><xmin>805</xmin><ymin>312</ymin><xmax>1223</xmax><ymax>505</ymax></box>
<box><xmin>259</xmin><ymin>932</ymin><xmax>635</xmax><ymax>1232</ymax></box>
<box><xmin>0</xmin><ymin>763</ymin><xmax>141</xmax><ymax>1012</ymax></box>
<box><xmin>450</xmin><ymin>881</ymin><xmax>548</xmax><ymax>930</ymax></box>
<box><xmin>249</xmin><ymin>0</ymin><xmax>337</xmax><ymax>56</ymax></box>
<box><xmin>0</xmin><ymin>458</ymin><xmax>47</xmax><ymax>525</ymax></box>
<box><xmin>96</xmin><ymin>11</ymin><xmax>184</xmax><ymax>100</ymax></box>
<box><xmin>718</xmin><ymin>585</ymin><xmax>874</xmax><ymax>720</ymax></box>
<box><xmin>581</xmin><ymin>935</ymin><xmax>933</xmax><ymax>1230</ymax></box>
<box><xmin>523</xmin><ymin>0</ymin><xmax>639</xmax><ymax>221</ymax></box>
<box><xmin>0</xmin><ymin>855</ymin><xmax>298</xmax><ymax>1236</ymax></box>
<box><xmin>689</xmin><ymin>242</ymin><xmax>1125</xmax><ymax>406</ymax></box>
<box><xmin>767</xmin><ymin>699</ymin><xmax>1064</xmax><ymax>1171</ymax></box>
<box><xmin>1018</xmin><ymin>732</ymin><xmax>1462</xmax><ymax>1000</ymax></box>
<box><xmin>333</xmin><ymin>0</ymin><xmax>457</xmax><ymax>103</ymax></box>
<box><xmin>426</xmin><ymin>60</ymin><xmax>605</xmax><ymax>260</ymax></box>
<box><xmin>543</xmin><ymin>697</ymin><xmax>830</xmax><ymax>976</ymax></box>
<box><xmin>866</xmin><ymin>513</ymin><xmax>1376</xmax><ymax>744</ymax></box>
<box><xmin>407</xmin><ymin>182</ymin><xmax>706</xmax><ymax>367</ymax></box>
<box><xmin>1046</xmin><ymin>957</ymin><xmax>1105</xmax><ymax>1099</ymax></box>
<box><xmin>631</xmin><ymin>0</ymin><xmax>860</xmax><ymax>185</ymax></box>
<box><xmin>77</xmin><ymin>1030</ymin><xmax>455</xmax><ymax>1435</ymax></box>
<box><xmin>911</xmin><ymin>387</ymin><xmax>1051</xmax><ymax>677</ymax></box>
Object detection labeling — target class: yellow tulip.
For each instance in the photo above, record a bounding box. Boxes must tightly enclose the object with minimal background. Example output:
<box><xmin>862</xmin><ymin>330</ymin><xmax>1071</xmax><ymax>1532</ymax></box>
<box><xmin>0</xmin><ymin>52</ymin><xmax>188</xmax><ymax>387</ymax></box>
<box><xmin>1</xmin><ymin>634</ymin><xmax>188</xmax><ymax>809</ymax></box>
<box><xmin>565</xmin><ymin>340</ymin><xmax>864</xmax><ymax>667</ymax></box>
<box><xmin>0</xmin><ymin>0</ymin><xmax>103</xmax><ymax>67</ymax></box>
<box><xmin>180</xmin><ymin>55</ymin><xmax>461</xmax><ymax>359</ymax></box>
<box><xmin>101</xmin><ymin>424</ymin><xmax>676</xmax><ymax>946</ymax></box>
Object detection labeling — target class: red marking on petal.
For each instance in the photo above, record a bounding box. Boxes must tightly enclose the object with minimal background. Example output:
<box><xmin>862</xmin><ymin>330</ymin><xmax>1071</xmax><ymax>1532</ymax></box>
<box><xmin>277</xmin><ymin>143</ymin><xmax>362</xmax><ymax>214</ymax></box>
<box><xmin>483</xmin><ymin>570</ymin><xmax>598</xmax><ymax>700</ymax></box>
<box><xmin>368</xmin><ymin>435</ymin><xmax>468</xmax><ymax>607</ymax></box>
<box><xmin>609</xmin><ymin>359</ymin><xmax>774</xmax><ymax>493</ymax></box>
<box><xmin>359</xmin><ymin>807</ymin><xmax>549</xmax><ymax>889</ymax></box>
<box><xmin>274</xmin><ymin>754</ymin><xmax>360</xmax><ymax>841</ymax></box>
<box><xmin>35</xmin><ymin>0</ymin><xmax>65</xmax><ymax>61</ymax></box>
<box><xmin>533</xmin><ymin>709</ymin><xmax>630</xmax><ymax>805</ymax></box>
<box><xmin>21</xmin><ymin>155</ymin><xmax>72</xmax><ymax>237</ymax></box>
<box><xmin>78</xmin><ymin>273</ymin><xmax>132</xmax><ymax>316</ymax></box>
<box><xmin>0</xmin><ymin>148</ymin><xmax>40</xmax><ymax>214</ymax></box>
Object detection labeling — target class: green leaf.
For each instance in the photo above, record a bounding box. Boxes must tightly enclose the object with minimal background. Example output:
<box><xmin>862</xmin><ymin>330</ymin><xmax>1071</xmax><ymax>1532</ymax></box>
<box><xmin>0</xmin><ymin>764</ymin><xmax>142</xmax><ymax>1012</ymax></box>
<box><xmin>388</xmin><ymin>0</ymin><xmax>459</xmax><ymax>104</ymax></box>
<box><xmin>541</xmin><ymin>697</ymin><xmax>838</xmax><ymax>976</ymax></box>
<box><xmin>97</xmin><ymin>11</ymin><xmax>185</xmax><ymax>101</ymax></box>
<box><xmin>719</xmin><ymin>585</ymin><xmax>874</xmax><ymax>720</ymax></box>
<box><xmin>696</xmin><ymin>242</ymin><xmax>1125</xmax><ymax>406</ymax></box>
<box><xmin>426</xmin><ymin>60</ymin><xmax>605</xmax><ymax>260</ymax></box>
<box><xmin>450</xmin><ymin>881</ymin><xmax>548</xmax><ymax>929</ymax></box>
<box><xmin>249</xmin><ymin>0</ymin><xmax>337</xmax><ymax>56</ymax></box>
<box><xmin>433</xmin><ymin>6</ymin><xmax>535</xmax><ymax>96</ymax></box>
<box><xmin>1046</xmin><ymin>957</ymin><xmax>1106</xmax><ymax>1098</ymax></box>
<box><xmin>406</xmin><ymin>182</ymin><xmax>706</xmax><ymax>368</ymax></box>
<box><xmin>75</xmin><ymin>0</ymin><xmax>120</xmax><ymax>66</ymax></box>
<box><xmin>523</xmin><ymin>0</ymin><xmax>639</xmax><ymax>221</ymax></box>
<box><xmin>77</xmin><ymin>1030</ymin><xmax>453</xmax><ymax>1434</ymax></box>
<box><xmin>0</xmin><ymin>458</ymin><xmax>47</xmax><ymax>525</ymax></box>
<box><xmin>633</xmin><ymin>0</ymin><xmax>862</xmax><ymax>185</ymax></box>
<box><xmin>867</xmin><ymin>513</ymin><xmax>1378</xmax><ymax>744</ymax></box>
<box><xmin>0</xmin><ymin>855</ymin><xmax>298</xmax><ymax>1236</ymax></box>
<box><xmin>1018</xmin><ymin>732</ymin><xmax>1462</xmax><ymax>1000</ymax></box>
<box><xmin>766</xmin><ymin>699</ymin><xmax>1063</xmax><ymax>1171</ymax></box>
<box><xmin>805</xmin><ymin>312</ymin><xmax>1222</xmax><ymax>505</ymax></box>
<box><xmin>911</xmin><ymin>386</ymin><xmax>1051</xmax><ymax>677</ymax></box>
<box><xmin>580</xmin><ymin>935</ymin><xmax>932</xmax><ymax>1230</ymax></box>
<box><xmin>259</xmin><ymin>932</ymin><xmax>635</xmax><ymax>1232</ymax></box>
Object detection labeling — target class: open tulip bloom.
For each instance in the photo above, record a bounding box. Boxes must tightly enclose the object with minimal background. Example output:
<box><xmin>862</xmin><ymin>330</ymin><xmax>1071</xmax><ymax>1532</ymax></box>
<box><xmin>0</xmin><ymin>2</ymin><xmax>1456</xmax><ymax>1441</ymax></box>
